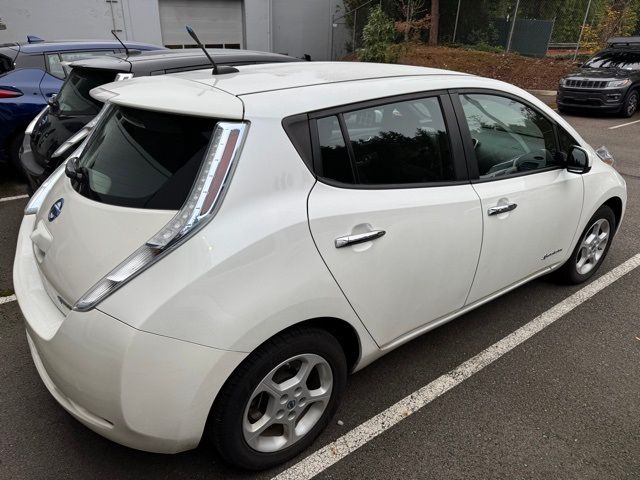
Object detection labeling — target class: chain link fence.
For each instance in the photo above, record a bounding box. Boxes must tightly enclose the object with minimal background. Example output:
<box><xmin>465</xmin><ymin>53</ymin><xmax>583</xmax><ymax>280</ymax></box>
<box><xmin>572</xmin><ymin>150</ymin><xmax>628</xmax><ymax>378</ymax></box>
<box><xmin>331</xmin><ymin>0</ymin><xmax>640</xmax><ymax>60</ymax></box>
<box><xmin>439</xmin><ymin>0</ymin><xmax>595</xmax><ymax>57</ymax></box>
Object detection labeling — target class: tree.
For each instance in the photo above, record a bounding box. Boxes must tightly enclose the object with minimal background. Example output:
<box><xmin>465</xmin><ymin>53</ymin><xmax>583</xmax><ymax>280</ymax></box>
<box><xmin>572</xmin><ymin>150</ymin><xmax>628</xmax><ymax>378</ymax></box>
<box><xmin>358</xmin><ymin>5</ymin><xmax>399</xmax><ymax>63</ymax></box>
<box><xmin>429</xmin><ymin>0</ymin><xmax>439</xmax><ymax>45</ymax></box>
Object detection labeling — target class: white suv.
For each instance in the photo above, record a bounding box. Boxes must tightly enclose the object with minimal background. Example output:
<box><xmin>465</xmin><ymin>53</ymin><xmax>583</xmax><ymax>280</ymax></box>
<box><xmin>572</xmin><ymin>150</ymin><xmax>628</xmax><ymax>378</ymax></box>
<box><xmin>14</xmin><ymin>62</ymin><xmax>626</xmax><ymax>469</ymax></box>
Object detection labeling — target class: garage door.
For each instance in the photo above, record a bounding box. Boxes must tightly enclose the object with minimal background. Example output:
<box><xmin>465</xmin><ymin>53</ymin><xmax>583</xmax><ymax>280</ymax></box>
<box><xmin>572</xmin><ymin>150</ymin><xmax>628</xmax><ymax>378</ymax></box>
<box><xmin>159</xmin><ymin>0</ymin><xmax>243</xmax><ymax>49</ymax></box>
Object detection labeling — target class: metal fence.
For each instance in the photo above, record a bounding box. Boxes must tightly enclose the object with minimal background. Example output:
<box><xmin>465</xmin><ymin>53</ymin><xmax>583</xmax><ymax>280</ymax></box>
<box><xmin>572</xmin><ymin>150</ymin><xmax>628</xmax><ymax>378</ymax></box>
<box><xmin>440</xmin><ymin>0</ymin><xmax>595</xmax><ymax>57</ymax></box>
<box><xmin>331</xmin><ymin>0</ymin><xmax>609</xmax><ymax>60</ymax></box>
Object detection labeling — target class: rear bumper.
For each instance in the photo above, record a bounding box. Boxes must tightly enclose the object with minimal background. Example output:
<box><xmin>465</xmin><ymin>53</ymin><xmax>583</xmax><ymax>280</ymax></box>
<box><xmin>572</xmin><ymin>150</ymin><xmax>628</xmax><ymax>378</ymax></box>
<box><xmin>13</xmin><ymin>215</ymin><xmax>247</xmax><ymax>453</ymax></box>
<box><xmin>557</xmin><ymin>87</ymin><xmax>626</xmax><ymax>110</ymax></box>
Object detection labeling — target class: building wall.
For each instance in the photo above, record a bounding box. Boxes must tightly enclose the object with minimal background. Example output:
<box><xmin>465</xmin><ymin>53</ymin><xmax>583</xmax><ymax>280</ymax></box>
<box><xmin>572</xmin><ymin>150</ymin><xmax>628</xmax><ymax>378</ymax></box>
<box><xmin>0</xmin><ymin>0</ymin><xmax>342</xmax><ymax>60</ymax></box>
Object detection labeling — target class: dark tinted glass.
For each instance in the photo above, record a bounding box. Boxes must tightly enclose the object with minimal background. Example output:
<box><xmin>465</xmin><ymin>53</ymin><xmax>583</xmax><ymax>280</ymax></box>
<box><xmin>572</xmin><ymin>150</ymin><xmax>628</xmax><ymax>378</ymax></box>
<box><xmin>56</xmin><ymin>68</ymin><xmax>116</xmax><ymax>115</ymax></box>
<box><xmin>584</xmin><ymin>51</ymin><xmax>640</xmax><ymax>70</ymax></box>
<box><xmin>460</xmin><ymin>94</ymin><xmax>560</xmax><ymax>178</ymax></box>
<box><xmin>343</xmin><ymin>97</ymin><xmax>454</xmax><ymax>185</ymax></box>
<box><xmin>76</xmin><ymin>105</ymin><xmax>216</xmax><ymax>209</ymax></box>
<box><xmin>0</xmin><ymin>53</ymin><xmax>13</xmax><ymax>75</ymax></box>
<box><xmin>317</xmin><ymin>115</ymin><xmax>353</xmax><ymax>183</ymax></box>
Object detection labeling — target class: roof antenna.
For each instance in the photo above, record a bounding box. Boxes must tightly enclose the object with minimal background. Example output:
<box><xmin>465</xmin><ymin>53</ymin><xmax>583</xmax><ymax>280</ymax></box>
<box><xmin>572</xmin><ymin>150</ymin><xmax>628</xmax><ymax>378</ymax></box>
<box><xmin>111</xmin><ymin>29</ymin><xmax>129</xmax><ymax>56</ymax></box>
<box><xmin>186</xmin><ymin>25</ymin><xmax>237</xmax><ymax>75</ymax></box>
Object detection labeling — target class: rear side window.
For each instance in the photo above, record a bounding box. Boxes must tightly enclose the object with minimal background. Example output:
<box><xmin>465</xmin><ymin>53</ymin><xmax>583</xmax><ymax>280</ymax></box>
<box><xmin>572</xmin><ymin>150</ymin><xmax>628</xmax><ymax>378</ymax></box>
<box><xmin>75</xmin><ymin>105</ymin><xmax>216</xmax><ymax>209</ymax></box>
<box><xmin>56</xmin><ymin>68</ymin><xmax>116</xmax><ymax>115</ymax></box>
<box><xmin>316</xmin><ymin>96</ymin><xmax>455</xmax><ymax>186</ymax></box>
<box><xmin>0</xmin><ymin>53</ymin><xmax>14</xmax><ymax>75</ymax></box>
<box><xmin>46</xmin><ymin>51</ymin><xmax>116</xmax><ymax>79</ymax></box>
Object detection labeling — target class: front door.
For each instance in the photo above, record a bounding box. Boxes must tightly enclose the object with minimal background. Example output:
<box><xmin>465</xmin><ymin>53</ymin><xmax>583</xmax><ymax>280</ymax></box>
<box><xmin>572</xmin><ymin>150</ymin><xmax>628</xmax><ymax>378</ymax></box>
<box><xmin>453</xmin><ymin>92</ymin><xmax>584</xmax><ymax>304</ymax></box>
<box><xmin>307</xmin><ymin>94</ymin><xmax>482</xmax><ymax>346</ymax></box>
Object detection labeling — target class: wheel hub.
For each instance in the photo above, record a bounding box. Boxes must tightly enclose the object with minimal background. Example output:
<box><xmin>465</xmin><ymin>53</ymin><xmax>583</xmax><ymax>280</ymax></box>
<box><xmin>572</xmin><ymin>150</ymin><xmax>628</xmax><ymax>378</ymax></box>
<box><xmin>242</xmin><ymin>353</ymin><xmax>333</xmax><ymax>453</ymax></box>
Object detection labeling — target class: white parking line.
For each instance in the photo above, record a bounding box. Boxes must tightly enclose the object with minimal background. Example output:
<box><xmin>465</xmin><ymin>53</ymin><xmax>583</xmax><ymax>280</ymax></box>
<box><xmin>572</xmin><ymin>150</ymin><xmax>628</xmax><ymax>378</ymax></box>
<box><xmin>0</xmin><ymin>194</ymin><xmax>28</xmax><ymax>203</ymax></box>
<box><xmin>608</xmin><ymin>118</ymin><xmax>640</xmax><ymax>130</ymax></box>
<box><xmin>0</xmin><ymin>295</ymin><xmax>17</xmax><ymax>305</ymax></box>
<box><xmin>273</xmin><ymin>253</ymin><xmax>640</xmax><ymax>480</ymax></box>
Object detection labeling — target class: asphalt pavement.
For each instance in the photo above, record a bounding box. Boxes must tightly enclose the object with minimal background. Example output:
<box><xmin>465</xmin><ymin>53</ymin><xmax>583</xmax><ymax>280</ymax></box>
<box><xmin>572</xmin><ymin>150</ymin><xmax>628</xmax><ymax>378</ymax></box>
<box><xmin>0</xmin><ymin>109</ymin><xmax>638</xmax><ymax>480</ymax></box>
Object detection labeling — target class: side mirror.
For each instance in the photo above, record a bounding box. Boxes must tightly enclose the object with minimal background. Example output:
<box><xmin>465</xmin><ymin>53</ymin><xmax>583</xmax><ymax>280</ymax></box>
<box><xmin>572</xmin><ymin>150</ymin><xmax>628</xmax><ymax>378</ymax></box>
<box><xmin>566</xmin><ymin>146</ymin><xmax>591</xmax><ymax>174</ymax></box>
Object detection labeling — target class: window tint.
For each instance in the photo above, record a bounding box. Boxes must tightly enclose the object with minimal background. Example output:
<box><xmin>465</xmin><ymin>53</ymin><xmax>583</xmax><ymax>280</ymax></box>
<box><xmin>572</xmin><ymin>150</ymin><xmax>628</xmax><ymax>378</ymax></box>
<box><xmin>75</xmin><ymin>105</ymin><xmax>216</xmax><ymax>209</ymax></box>
<box><xmin>557</xmin><ymin>125</ymin><xmax>578</xmax><ymax>159</ymax></box>
<box><xmin>340</xmin><ymin>97</ymin><xmax>454</xmax><ymax>185</ymax></box>
<box><xmin>56</xmin><ymin>68</ymin><xmax>115</xmax><ymax>115</ymax></box>
<box><xmin>460</xmin><ymin>94</ymin><xmax>561</xmax><ymax>178</ymax></box>
<box><xmin>317</xmin><ymin>115</ymin><xmax>353</xmax><ymax>183</ymax></box>
<box><xmin>584</xmin><ymin>50</ymin><xmax>640</xmax><ymax>70</ymax></box>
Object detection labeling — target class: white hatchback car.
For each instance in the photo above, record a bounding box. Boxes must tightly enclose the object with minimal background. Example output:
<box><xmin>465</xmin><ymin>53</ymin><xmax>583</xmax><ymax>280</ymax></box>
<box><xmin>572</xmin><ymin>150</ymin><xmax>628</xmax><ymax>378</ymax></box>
<box><xmin>14</xmin><ymin>62</ymin><xmax>626</xmax><ymax>470</ymax></box>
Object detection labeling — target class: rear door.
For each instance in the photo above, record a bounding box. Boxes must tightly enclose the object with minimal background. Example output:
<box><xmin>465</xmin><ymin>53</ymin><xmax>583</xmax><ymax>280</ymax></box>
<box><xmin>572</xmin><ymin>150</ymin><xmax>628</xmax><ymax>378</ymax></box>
<box><xmin>307</xmin><ymin>93</ymin><xmax>482</xmax><ymax>346</ymax></box>
<box><xmin>452</xmin><ymin>91</ymin><xmax>584</xmax><ymax>304</ymax></box>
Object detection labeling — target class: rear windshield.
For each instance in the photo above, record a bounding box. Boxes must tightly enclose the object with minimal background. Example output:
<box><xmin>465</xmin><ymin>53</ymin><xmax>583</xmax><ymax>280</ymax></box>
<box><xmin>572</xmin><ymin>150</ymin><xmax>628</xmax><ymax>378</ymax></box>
<box><xmin>56</xmin><ymin>68</ymin><xmax>116</xmax><ymax>115</ymax></box>
<box><xmin>75</xmin><ymin>105</ymin><xmax>216</xmax><ymax>209</ymax></box>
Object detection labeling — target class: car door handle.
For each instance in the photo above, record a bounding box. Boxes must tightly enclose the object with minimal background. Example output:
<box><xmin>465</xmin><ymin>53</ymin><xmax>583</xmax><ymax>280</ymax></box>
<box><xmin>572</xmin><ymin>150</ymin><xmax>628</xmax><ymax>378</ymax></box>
<box><xmin>335</xmin><ymin>230</ymin><xmax>386</xmax><ymax>248</ymax></box>
<box><xmin>487</xmin><ymin>203</ymin><xmax>517</xmax><ymax>216</ymax></box>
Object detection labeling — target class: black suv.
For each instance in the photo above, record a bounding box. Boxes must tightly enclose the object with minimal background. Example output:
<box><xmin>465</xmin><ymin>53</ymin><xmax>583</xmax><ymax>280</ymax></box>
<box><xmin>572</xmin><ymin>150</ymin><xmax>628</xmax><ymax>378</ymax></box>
<box><xmin>20</xmin><ymin>48</ymin><xmax>299</xmax><ymax>192</ymax></box>
<box><xmin>557</xmin><ymin>37</ymin><xmax>640</xmax><ymax>117</ymax></box>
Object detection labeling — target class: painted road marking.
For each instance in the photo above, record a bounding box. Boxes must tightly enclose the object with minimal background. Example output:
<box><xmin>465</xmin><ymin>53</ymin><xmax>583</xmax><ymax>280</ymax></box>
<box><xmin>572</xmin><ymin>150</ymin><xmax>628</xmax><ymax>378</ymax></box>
<box><xmin>273</xmin><ymin>253</ymin><xmax>640</xmax><ymax>480</ymax></box>
<box><xmin>0</xmin><ymin>194</ymin><xmax>28</xmax><ymax>203</ymax></box>
<box><xmin>0</xmin><ymin>295</ymin><xmax>17</xmax><ymax>305</ymax></box>
<box><xmin>608</xmin><ymin>118</ymin><xmax>640</xmax><ymax>130</ymax></box>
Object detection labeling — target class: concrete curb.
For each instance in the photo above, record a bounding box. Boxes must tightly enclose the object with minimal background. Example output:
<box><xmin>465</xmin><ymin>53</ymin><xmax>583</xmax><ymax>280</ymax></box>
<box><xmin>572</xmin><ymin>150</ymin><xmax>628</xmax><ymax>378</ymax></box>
<box><xmin>528</xmin><ymin>89</ymin><xmax>557</xmax><ymax>96</ymax></box>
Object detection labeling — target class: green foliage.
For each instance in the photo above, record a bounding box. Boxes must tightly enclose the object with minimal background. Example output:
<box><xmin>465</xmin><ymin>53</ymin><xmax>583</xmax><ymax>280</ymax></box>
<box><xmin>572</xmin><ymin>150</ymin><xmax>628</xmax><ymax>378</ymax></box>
<box><xmin>358</xmin><ymin>5</ymin><xmax>400</xmax><ymax>63</ymax></box>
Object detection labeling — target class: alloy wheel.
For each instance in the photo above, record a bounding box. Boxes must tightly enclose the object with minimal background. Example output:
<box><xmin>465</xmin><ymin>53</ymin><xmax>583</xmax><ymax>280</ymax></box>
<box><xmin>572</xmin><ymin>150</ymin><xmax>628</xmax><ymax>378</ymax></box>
<box><xmin>242</xmin><ymin>353</ymin><xmax>333</xmax><ymax>453</ymax></box>
<box><xmin>575</xmin><ymin>218</ymin><xmax>610</xmax><ymax>275</ymax></box>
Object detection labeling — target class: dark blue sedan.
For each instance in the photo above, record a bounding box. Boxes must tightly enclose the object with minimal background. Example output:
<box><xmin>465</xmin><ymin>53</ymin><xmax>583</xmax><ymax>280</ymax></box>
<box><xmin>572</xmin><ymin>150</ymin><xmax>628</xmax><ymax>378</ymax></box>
<box><xmin>0</xmin><ymin>38</ymin><xmax>163</xmax><ymax>169</ymax></box>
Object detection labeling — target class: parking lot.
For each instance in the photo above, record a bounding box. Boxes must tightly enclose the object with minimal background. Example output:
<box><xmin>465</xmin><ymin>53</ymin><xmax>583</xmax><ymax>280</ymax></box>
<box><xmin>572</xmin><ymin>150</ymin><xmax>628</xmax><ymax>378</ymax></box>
<box><xmin>1</xmin><ymin>109</ymin><xmax>639</xmax><ymax>479</ymax></box>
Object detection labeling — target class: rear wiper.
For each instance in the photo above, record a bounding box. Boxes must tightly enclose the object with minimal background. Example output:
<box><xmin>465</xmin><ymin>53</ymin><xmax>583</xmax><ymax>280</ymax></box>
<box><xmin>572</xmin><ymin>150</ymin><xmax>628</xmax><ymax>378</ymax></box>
<box><xmin>65</xmin><ymin>156</ymin><xmax>89</xmax><ymax>189</ymax></box>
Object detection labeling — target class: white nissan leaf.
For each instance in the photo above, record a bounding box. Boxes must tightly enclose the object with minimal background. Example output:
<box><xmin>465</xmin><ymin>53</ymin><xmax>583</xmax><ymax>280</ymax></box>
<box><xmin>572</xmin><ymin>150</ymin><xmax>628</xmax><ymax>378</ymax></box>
<box><xmin>14</xmin><ymin>62</ymin><xmax>626</xmax><ymax>470</ymax></box>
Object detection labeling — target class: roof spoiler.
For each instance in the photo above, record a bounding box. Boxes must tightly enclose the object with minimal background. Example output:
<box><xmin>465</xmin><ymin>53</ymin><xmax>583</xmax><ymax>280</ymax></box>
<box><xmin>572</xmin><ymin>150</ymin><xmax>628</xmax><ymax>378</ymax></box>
<box><xmin>607</xmin><ymin>36</ymin><xmax>640</xmax><ymax>47</ymax></box>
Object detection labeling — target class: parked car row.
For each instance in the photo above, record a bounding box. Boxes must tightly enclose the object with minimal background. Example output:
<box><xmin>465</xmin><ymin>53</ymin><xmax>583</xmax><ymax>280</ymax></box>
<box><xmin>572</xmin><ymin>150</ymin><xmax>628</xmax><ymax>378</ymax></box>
<box><xmin>19</xmin><ymin>48</ymin><xmax>299</xmax><ymax>192</ymax></box>
<box><xmin>14</xmin><ymin>61</ymin><xmax>626</xmax><ymax>470</ymax></box>
<box><xmin>0</xmin><ymin>38</ymin><xmax>163</xmax><ymax>169</ymax></box>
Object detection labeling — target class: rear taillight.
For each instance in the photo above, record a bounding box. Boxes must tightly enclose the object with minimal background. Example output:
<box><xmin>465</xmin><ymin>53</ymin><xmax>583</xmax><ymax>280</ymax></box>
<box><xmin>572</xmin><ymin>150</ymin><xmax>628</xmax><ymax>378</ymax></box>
<box><xmin>74</xmin><ymin>121</ymin><xmax>248</xmax><ymax>312</ymax></box>
<box><xmin>0</xmin><ymin>87</ymin><xmax>22</xmax><ymax>98</ymax></box>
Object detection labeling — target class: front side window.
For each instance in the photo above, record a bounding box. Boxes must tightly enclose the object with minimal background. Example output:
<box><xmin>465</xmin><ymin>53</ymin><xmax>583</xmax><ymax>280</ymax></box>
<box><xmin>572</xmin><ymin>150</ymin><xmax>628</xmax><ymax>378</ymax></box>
<box><xmin>317</xmin><ymin>96</ymin><xmax>455</xmax><ymax>186</ymax></box>
<box><xmin>75</xmin><ymin>105</ymin><xmax>216</xmax><ymax>209</ymax></box>
<box><xmin>460</xmin><ymin>94</ymin><xmax>561</xmax><ymax>178</ymax></box>
<box><xmin>56</xmin><ymin>68</ymin><xmax>116</xmax><ymax>115</ymax></box>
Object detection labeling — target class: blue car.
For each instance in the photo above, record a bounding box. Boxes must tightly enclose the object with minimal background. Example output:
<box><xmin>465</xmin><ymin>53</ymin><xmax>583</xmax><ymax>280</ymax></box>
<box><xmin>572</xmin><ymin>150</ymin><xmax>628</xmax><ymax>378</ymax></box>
<box><xmin>0</xmin><ymin>37</ymin><xmax>163</xmax><ymax>169</ymax></box>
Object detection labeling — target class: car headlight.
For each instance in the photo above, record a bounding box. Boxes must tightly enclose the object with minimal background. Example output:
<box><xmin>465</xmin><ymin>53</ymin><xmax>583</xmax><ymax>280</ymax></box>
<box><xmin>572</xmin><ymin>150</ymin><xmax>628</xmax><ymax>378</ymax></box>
<box><xmin>559</xmin><ymin>78</ymin><xmax>569</xmax><ymax>87</ymax></box>
<box><xmin>607</xmin><ymin>79</ymin><xmax>631</xmax><ymax>88</ymax></box>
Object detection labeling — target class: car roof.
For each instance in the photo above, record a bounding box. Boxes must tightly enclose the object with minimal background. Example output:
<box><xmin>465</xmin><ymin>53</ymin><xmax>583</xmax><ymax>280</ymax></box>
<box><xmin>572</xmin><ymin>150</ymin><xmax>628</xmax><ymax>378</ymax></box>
<box><xmin>70</xmin><ymin>48</ymin><xmax>299</xmax><ymax>74</ymax></box>
<box><xmin>91</xmin><ymin>61</ymin><xmax>470</xmax><ymax>117</ymax></box>
<box><xmin>14</xmin><ymin>40</ymin><xmax>162</xmax><ymax>54</ymax></box>
<box><xmin>174</xmin><ymin>61</ymin><xmax>469</xmax><ymax>96</ymax></box>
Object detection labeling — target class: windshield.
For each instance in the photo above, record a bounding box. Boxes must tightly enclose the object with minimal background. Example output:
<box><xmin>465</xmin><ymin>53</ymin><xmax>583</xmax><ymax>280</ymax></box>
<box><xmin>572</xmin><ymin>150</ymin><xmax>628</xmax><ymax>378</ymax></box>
<box><xmin>56</xmin><ymin>68</ymin><xmax>116</xmax><ymax>115</ymax></box>
<box><xmin>74</xmin><ymin>105</ymin><xmax>216</xmax><ymax>210</ymax></box>
<box><xmin>584</xmin><ymin>50</ymin><xmax>640</xmax><ymax>70</ymax></box>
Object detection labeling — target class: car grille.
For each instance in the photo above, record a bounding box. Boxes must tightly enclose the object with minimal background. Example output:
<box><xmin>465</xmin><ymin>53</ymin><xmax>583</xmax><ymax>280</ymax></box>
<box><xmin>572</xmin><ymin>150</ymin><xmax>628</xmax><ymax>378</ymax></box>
<box><xmin>565</xmin><ymin>79</ymin><xmax>607</xmax><ymax>89</ymax></box>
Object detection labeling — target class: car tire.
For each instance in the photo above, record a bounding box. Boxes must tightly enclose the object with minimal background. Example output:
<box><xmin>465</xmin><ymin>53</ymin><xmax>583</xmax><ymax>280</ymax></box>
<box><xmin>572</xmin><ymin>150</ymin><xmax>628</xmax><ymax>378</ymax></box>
<box><xmin>557</xmin><ymin>205</ymin><xmax>616</xmax><ymax>284</ymax></box>
<box><xmin>621</xmin><ymin>90</ymin><xmax>638</xmax><ymax>117</ymax></box>
<box><xmin>207</xmin><ymin>326</ymin><xmax>348</xmax><ymax>470</ymax></box>
<box><xmin>8</xmin><ymin>133</ymin><xmax>25</xmax><ymax>174</ymax></box>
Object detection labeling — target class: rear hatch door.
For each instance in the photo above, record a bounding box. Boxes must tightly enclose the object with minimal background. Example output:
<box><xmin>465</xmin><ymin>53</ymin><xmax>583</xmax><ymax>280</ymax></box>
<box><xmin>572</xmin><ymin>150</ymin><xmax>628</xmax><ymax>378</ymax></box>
<box><xmin>31</xmin><ymin>80</ymin><xmax>243</xmax><ymax>308</ymax></box>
